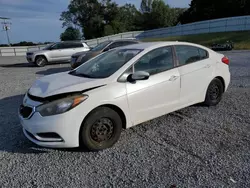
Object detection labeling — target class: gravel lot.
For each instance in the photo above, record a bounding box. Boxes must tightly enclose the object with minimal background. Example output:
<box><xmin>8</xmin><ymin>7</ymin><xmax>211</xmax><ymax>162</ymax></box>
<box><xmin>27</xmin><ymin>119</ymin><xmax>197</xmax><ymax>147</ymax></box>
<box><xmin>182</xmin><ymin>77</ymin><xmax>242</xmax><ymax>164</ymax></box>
<box><xmin>0</xmin><ymin>52</ymin><xmax>249</xmax><ymax>188</ymax></box>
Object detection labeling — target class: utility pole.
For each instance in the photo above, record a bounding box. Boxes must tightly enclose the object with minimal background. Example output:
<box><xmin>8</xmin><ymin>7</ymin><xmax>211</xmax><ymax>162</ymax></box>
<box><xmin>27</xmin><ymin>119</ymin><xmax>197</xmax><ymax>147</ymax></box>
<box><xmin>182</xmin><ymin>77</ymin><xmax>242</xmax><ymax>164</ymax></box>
<box><xmin>0</xmin><ymin>17</ymin><xmax>11</xmax><ymax>46</ymax></box>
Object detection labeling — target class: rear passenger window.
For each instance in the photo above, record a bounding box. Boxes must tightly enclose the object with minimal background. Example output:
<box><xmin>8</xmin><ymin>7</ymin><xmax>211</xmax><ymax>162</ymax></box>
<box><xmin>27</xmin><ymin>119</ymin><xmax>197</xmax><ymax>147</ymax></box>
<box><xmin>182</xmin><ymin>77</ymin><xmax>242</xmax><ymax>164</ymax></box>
<box><xmin>68</xmin><ymin>43</ymin><xmax>83</xmax><ymax>48</ymax></box>
<box><xmin>199</xmin><ymin>48</ymin><xmax>209</xmax><ymax>59</ymax></box>
<box><xmin>175</xmin><ymin>45</ymin><xmax>208</xmax><ymax>66</ymax></box>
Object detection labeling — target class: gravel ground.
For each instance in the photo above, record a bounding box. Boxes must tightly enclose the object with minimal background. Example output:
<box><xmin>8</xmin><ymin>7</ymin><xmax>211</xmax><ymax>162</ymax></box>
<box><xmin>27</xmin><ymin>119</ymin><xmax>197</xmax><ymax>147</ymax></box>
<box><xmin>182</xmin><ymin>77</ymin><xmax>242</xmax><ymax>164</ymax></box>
<box><xmin>0</xmin><ymin>52</ymin><xmax>249</xmax><ymax>188</ymax></box>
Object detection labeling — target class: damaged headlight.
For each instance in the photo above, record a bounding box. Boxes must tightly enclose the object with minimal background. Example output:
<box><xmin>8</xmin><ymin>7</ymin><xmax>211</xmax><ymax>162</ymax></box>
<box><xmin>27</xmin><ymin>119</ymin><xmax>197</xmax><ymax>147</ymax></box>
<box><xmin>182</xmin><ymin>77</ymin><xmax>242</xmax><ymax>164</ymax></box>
<box><xmin>36</xmin><ymin>94</ymin><xmax>88</xmax><ymax>117</ymax></box>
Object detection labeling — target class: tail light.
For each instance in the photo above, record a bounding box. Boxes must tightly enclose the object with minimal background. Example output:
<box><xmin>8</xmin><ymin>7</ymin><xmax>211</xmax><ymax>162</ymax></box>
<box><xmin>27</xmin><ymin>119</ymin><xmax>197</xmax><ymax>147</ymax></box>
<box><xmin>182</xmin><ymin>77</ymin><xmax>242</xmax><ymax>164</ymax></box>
<box><xmin>222</xmin><ymin>56</ymin><xmax>229</xmax><ymax>65</ymax></box>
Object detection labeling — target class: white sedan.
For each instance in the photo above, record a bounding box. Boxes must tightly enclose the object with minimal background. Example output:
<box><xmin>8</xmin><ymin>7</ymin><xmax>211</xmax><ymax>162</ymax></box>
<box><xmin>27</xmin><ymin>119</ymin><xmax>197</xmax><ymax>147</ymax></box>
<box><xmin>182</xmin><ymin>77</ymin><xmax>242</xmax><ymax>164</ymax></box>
<box><xmin>19</xmin><ymin>42</ymin><xmax>231</xmax><ymax>151</ymax></box>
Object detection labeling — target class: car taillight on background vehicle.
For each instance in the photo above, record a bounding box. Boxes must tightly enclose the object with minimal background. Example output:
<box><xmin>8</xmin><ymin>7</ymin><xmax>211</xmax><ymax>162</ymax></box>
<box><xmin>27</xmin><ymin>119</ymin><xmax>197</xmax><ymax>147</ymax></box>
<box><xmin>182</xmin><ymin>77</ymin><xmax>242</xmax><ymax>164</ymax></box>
<box><xmin>222</xmin><ymin>56</ymin><xmax>229</xmax><ymax>65</ymax></box>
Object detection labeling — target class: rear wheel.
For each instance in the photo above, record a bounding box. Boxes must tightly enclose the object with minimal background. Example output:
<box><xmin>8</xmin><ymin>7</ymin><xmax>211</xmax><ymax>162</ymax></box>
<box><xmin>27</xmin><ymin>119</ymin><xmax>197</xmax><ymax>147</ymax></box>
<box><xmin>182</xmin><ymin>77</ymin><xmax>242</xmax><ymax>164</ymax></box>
<box><xmin>204</xmin><ymin>78</ymin><xmax>224</xmax><ymax>106</ymax></box>
<box><xmin>79</xmin><ymin>107</ymin><xmax>122</xmax><ymax>151</ymax></box>
<box><xmin>35</xmin><ymin>56</ymin><xmax>47</xmax><ymax>67</ymax></box>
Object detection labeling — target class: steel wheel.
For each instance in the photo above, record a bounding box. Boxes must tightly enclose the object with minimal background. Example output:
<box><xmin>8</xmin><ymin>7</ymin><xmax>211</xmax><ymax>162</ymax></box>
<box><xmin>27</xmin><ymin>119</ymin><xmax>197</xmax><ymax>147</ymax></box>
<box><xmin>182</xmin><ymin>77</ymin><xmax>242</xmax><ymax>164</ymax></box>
<box><xmin>204</xmin><ymin>78</ymin><xmax>224</xmax><ymax>106</ymax></box>
<box><xmin>90</xmin><ymin>118</ymin><xmax>114</xmax><ymax>143</ymax></box>
<box><xmin>209</xmin><ymin>83</ymin><xmax>220</xmax><ymax>100</ymax></box>
<box><xmin>80</xmin><ymin>107</ymin><xmax>122</xmax><ymax>151</ymax></box>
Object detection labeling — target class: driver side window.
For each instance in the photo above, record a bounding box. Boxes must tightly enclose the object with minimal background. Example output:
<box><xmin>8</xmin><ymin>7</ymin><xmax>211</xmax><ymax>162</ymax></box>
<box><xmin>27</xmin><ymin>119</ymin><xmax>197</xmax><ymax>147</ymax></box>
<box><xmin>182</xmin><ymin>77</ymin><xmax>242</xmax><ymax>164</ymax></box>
<box><xmin>51</xmin><ymin>43</ymin><xmax>64</xmax><ymax>50</ymax></box>
<box><xmin>133</xmin><ymin>46</ymin><xmax>174</xmax><ymax>75</ymax></box>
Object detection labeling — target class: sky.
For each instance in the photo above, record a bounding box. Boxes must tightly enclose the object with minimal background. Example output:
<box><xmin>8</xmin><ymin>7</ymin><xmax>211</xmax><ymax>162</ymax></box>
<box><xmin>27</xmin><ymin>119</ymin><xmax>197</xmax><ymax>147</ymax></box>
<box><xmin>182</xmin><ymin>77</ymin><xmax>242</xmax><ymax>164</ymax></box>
<box><xmin>0</xmin><ymin>0</ymin><xmax>191</xmax><ymax>44</ymax></box>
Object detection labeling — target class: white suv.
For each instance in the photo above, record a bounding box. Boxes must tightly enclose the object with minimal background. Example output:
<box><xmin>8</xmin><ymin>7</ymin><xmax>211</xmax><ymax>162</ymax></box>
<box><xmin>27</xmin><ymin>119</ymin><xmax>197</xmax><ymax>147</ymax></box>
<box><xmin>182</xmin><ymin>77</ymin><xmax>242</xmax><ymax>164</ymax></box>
<box><xmin>26</xmin><ymin>41</ymin><xmax>90</xmax><ymax>67</ymax></box>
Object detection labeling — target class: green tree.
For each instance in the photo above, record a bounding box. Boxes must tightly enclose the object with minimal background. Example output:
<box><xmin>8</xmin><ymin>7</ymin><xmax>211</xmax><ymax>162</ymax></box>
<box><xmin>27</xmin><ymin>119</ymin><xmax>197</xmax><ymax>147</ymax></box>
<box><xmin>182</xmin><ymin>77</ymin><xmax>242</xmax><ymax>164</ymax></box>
<box><xmin>179</xmin><ymin>0</ymin><xmax>250</xmax><ymax>24</ymax></box>
<box><xmin>140</xmin><ymin>0</ymin><xmax>175</xmax><ymax>30</ymax></box>
<box><xmin>140</xmin><ymin>0</ymin><xmax>153</xmax><ymax>13</ymax></box>
<box><xmin>60</xmin><ymin>0</ymin><xmax>103</xmax><ymax>39</ymax></box>
<box><xmin>60</xmin><ymin>27</ymin><xmax>81</xmax><ymax>41</ymax></box>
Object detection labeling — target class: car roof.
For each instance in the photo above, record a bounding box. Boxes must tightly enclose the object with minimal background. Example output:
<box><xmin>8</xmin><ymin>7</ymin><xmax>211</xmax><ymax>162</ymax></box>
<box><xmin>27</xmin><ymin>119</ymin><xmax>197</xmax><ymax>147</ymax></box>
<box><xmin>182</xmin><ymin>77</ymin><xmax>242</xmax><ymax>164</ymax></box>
<box><xmin>110</xmin><ymin>38</ymin><xmax>139</xmax><ymax>42</ymax></box>
<box><xmin>118</xmin><ymin>41</ymin><xmax>209</xmax><ymax>51</ymax></box>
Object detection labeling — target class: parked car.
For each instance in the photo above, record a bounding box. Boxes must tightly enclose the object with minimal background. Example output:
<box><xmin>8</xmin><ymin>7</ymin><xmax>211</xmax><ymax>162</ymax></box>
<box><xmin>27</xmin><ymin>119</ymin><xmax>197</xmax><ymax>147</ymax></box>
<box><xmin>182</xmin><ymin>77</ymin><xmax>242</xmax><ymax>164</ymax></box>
<box><xmin>19</xmin><ymin>42</ymin><xmax>230</xmax><ymax>151</ymax></box>
<box><xmin>26</xmin><ymin>41</ymin><xmax>90</xmax><ymax>67</ymax></box>
<box><xmin>70</xmin><ymin>38</ymin><xmax>140</xmax><ymax>69</ymax></box>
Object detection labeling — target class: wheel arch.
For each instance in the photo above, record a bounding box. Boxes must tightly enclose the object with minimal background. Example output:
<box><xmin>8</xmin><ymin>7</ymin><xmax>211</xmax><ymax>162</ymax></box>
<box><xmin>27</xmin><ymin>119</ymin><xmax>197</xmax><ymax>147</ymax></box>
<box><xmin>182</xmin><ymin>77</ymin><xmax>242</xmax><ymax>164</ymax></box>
<box><xmin>78</xmin><ymin>104</ymin><xmax>127</xmax><ymax>147</ymax></box>
<box><xmin>214</xmin><ymin>76</ymin><xmax>225</xmax><ymax>92</ymax></box>
<box><xmin>203</xmin><ymin>76</ymin><xmax>226</xmax><ymax>102</ymax></box>
<box><xmin>80</xmin><ymin>104</ymin><xmax>127</xmax><ymax>131</ymax></box>
<box><xmin>35</xmin><ymin>54</ymin><xmax>48</xmax><ymax>62</ymax></box>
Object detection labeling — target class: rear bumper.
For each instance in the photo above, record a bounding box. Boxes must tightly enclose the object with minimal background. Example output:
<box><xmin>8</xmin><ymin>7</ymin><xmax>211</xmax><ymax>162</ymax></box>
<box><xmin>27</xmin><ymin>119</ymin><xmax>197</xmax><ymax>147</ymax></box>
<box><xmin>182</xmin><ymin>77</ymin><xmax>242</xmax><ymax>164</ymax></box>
<box><xmin>224</xmin><ymin>71</ymin><xmax>231</xmax><ymax>91</ymax></box>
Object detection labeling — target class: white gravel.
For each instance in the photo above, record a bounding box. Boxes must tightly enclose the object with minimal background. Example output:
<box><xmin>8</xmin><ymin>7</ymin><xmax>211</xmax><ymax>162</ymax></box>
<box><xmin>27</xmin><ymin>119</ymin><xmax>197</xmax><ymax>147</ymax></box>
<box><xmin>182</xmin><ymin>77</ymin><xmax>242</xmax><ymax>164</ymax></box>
<box><xmin>0</xmin><ymin>52</ymin><xmax>249</xmax><ymax>188</ymax></box>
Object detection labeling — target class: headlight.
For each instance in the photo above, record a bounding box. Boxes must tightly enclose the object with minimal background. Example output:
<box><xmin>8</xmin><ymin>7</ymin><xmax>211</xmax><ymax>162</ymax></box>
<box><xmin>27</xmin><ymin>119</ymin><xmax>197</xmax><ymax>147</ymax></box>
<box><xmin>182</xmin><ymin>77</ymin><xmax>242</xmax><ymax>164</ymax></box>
<box><xmin>36</xmin><ymin>94</ymin><xmax>88</xmax><ymax>117</ymax></box>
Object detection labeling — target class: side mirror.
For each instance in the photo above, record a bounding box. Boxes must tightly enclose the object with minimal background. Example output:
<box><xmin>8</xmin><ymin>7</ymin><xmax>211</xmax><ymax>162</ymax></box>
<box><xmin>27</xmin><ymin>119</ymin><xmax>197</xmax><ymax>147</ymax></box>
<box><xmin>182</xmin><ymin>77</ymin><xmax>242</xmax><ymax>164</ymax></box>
<box><xmin>127</xmin><ymin>71</ymin><xmax>150</xmax><ymax>82</ymax></box>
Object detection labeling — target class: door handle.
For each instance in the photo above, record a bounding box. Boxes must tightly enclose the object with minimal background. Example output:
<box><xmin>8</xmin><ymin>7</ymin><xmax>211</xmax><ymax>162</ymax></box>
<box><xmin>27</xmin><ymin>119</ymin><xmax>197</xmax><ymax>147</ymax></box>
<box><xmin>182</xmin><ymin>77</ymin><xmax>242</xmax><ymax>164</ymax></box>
<box><xmin>204</xmin><ymin>64</ymin><xmax>211</xmax><ymax>68</ymax></box>
<box><xmin>169</xmin><ymin>75</ymin><xmax>179</xmax><ymax>81</ymax></box>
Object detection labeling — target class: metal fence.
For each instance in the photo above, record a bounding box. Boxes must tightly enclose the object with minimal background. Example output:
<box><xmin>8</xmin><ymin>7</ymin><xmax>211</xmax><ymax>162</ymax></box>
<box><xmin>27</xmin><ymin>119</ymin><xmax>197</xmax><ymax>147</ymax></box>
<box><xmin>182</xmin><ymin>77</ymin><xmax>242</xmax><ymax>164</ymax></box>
<box><xmin>1</xmin><ymin>15</ymin><xmax>250</xmax><ymax>56</ymax></box>
<box><xmin>0</xmin><ymin>45</ymin><xmax>47</xmax><ymax>56</ymax></box>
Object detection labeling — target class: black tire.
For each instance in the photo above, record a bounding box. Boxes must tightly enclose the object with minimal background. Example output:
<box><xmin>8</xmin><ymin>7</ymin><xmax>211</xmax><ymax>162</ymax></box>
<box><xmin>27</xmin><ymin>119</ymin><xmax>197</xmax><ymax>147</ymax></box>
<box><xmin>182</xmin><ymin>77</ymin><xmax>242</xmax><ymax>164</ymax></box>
<box><xmin>80</xmin><ymin>107</ymin><xmax>122</xmax><ymax>151</ymax></box>
<box><xmin>204</xmin><ymin>78</ymin><xmax>224</xmax><ymax>106</ymax></box>
<box><xmin>35</xmin><ymin>56</ymin><xmax>47</xmax><ymax>67</ymax></box>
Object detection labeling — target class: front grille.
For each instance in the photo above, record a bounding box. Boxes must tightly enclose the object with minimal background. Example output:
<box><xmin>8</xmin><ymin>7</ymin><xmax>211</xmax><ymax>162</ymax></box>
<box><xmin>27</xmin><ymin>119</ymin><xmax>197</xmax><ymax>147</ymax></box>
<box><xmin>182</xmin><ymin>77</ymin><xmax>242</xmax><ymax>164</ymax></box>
<box><xmin>19</xmin><ymin>105</ymin><xmax>33</xmax><ymax>118</ymax></box>
<box><xmin>37</xmin><ymin>133</ymin><xmax>62</xmax><ymax>139</ymax></box>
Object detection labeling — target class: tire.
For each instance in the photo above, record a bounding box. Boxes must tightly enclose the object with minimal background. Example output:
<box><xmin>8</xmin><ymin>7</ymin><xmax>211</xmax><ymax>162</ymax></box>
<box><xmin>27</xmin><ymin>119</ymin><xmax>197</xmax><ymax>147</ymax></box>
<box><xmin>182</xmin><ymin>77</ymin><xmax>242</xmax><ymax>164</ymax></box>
<box><xmin>204</xmin><ymin>78</ymin><xmax>224</xmax><ymax>106</ymax></box>
<box><xmin>35</xmin><ymin>56</ymin><xmax>47</xmax><ymax>67</ymax></box>
<box><xmin>80</xmin><ymin>107</ymin><xmax>122</xmax><ymax>151</ymax></box>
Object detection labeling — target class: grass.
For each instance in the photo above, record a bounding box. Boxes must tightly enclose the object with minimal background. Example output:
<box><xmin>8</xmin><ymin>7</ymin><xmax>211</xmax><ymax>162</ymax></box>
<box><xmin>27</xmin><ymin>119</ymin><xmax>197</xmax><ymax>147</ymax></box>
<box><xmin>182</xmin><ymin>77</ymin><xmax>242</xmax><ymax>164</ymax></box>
<box><xmin>142</xmin><ymin>31</ymin><xmax>250</xmax><ymax>50</ymax></box>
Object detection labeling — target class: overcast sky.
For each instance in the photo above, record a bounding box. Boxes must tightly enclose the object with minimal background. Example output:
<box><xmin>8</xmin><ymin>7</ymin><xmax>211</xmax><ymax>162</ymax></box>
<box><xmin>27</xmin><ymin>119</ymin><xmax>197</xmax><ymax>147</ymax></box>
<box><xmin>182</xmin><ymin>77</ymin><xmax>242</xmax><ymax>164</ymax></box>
<box><xmin>0</xmin><ymin>0</ymin><xmax>191</xmax><ymax>44</ymax></box>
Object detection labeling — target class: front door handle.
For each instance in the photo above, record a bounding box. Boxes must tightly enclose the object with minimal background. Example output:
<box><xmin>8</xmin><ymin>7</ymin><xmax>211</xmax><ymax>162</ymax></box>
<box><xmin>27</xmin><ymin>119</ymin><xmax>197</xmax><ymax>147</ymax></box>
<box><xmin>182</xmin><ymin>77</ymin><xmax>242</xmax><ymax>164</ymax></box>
<box><xmin>169</xmin><ymin>75</ymin><xmax>179</xmax><ymax>81</ymax></box>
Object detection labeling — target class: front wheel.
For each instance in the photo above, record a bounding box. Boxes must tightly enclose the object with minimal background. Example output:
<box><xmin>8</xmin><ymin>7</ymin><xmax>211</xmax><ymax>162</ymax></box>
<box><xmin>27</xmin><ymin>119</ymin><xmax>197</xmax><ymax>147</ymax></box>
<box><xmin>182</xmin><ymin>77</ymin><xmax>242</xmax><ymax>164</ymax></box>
<box><xmin>204</xmin><ymin>78</ymin><xmax>224</xmax><ymax>106</ymax></box>
<box><xmin>35</xmin><ymin>56</ymin><xmax>47</xmax><ymax>67</ymax></box>
<box><xmin>79</xmin><ymin>107</ymin><xmax>122</xmax><ymax>151</ymax></box>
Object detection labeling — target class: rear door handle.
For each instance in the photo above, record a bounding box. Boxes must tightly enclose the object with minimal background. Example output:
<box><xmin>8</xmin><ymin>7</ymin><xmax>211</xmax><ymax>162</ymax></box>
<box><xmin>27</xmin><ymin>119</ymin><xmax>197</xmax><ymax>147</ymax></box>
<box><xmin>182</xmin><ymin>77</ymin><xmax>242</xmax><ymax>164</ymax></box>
<box><xmin>169</xmin><ymin>75</ymin><xmax>179</xmax><ymax>81</ymax></box>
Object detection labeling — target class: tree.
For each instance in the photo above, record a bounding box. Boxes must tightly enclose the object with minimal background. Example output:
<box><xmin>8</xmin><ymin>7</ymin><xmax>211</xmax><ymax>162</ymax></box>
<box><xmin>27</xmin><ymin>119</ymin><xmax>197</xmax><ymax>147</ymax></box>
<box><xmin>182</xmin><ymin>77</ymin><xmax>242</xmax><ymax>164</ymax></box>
<box><xmin>60</xmin><ymin>27</ymin><xmax>81</xmax><ymax>41</ymax></box>
<box><xmin>141</xmin><ymin>0</ymin><xmax>153</xmax><ymax>13</ymax></box>
<box><xmin>60</xmin><ymin>0</ymin><xmax>103</xmax><ymax>39</ymax></box>
<box><xmin>139</xmin><ymin>0</ymin><xmax>175</xmax><ymax>30</ymax></box>
<box><xmin>60</xmin><ymin>0</ymin><xmax>182</xmax><ymax>39</ymax></box>
<box><xmin>179</xmin><ymin>0</ymin><xmax>250</xmax><ymax>24</ymax></box>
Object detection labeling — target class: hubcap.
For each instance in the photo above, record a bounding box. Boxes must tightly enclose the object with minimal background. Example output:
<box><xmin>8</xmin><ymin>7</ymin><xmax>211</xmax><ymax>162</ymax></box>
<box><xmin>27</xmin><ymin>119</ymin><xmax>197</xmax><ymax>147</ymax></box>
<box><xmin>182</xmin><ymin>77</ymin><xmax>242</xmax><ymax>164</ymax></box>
<box><xmin>90</xmin><ymin>118</ymin><xmax>114</xmax><ymax>143</ymax></box>
<box><xmin>37</xmin><ymin>58</ymin><xmax>45</xmax><ymax>66</ymax></box>
<box><xmin>209</xmin><ymin>84</ymin><xmax>220</xmax><ymax>100</ymax></box>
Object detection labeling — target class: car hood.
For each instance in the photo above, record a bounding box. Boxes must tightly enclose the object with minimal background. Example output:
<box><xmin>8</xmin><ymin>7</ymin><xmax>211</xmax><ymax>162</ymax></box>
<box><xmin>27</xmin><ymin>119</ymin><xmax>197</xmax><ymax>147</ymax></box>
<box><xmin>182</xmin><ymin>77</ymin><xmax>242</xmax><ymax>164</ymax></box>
<box><xmin>72</xmin><ymin>51</ymin><xmax>89</xmax><ymax>57</ymax></box>
<box><xmin>28</xmin><ymin>71</ymin><xmax>108</xmax><ymax>98</ymax></box>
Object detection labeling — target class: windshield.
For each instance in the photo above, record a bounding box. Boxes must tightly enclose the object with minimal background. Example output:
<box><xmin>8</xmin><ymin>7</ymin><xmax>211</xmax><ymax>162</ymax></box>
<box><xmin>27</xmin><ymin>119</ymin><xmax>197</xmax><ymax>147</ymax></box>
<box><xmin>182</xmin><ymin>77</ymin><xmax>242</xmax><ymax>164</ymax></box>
<box><xmin>70</xmin><ymin>49</ymin><xmax>142</xmax><ymax>78</ymax></box>
<box><xmin>91</xmin><ymin>41</ymin><xmax>111</xmax><ymax>51</ymax></box>
<box><xmin>43</xmin><ymin>43</ymin><xmax>56</xmax><ymax>50</ymax></box>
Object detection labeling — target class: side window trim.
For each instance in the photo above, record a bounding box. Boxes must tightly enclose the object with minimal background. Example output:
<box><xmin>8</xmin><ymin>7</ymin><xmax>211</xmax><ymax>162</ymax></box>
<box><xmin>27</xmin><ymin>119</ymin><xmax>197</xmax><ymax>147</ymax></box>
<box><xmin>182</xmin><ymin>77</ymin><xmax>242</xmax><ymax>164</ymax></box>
<box><xmin>132</xmin><ymin>45</ymin><xmax>176</xmax><ymax>75</ymax></box>
<box><xmin>174</xmin><ymin>45</ymin><xmax>210</xmax><ymax>67</ymax></box>
<box><xmin>103</xmin><ymin>42</ymin><xmax>113</xmax><ymax>52</ymax></box>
